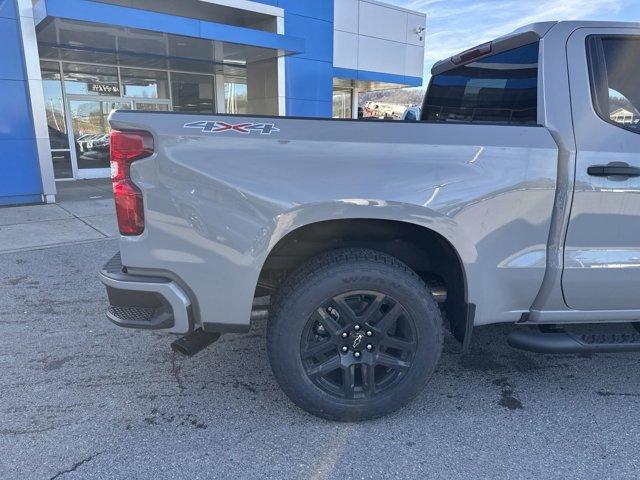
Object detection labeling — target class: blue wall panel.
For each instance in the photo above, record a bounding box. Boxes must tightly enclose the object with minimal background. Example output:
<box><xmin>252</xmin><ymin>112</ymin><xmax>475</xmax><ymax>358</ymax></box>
<box><xmin>0</xmin><ymin>0</ymin><xmax>17</xmax><ymax>19</ymax></box>
<box><xmin>0</xmin><ymin>140</ymin><xmax>42</xmax><ymax>202</ymax></box>
<box><xmin>0</xmin><ymin>79</ymin><xmax>38</xmax><ymax>140</ymax></box>
<box><xmin>282</xmin><ymin>7</ymin><xmax>333</xmax><ymax>117</ymax></box>
<box><xmin>286</xmin><ymin>98</ymin><xmax>332</xmax><ymax>117</ymax></box>
<box><xmin>0</xmin><ymin>0</ymin><xmax>43</xmax><ymax>205</ymax></box>
<box><xmin>277</xmin><ymin>0</ymin><xmax>333</xmax><ymax>21</ymax></box>
<box><xmin>284</xmin><ymin>14</ymin><xmax>333</xmax><ymax>62</ymax></box>
<box><xmin>253</xmin><ymin>0</ymin><xmax>333</xmax><ymax>21</ymax></box>
<box><xmin>0</xmin><ymin>17</ymin><xmax>25</xmax><ymax>80</ymax></box>
<box><xmin>0</xmin><ymin>19</ymin><xmax>27</xmax><ymax>80</ymax></box>
<box><xmin>253</xmin><ymin>0</ymin><xmax>334</xmax><ymax>117</ymax></box>
<box><xmin>285</xmin><ymin>57</ymin><xmax>333</xmax><ymax>102</ymax></box>
<box><xmin>334</xmin><ymin>67</ymin><xmax>424</xmax><ymax>88</ymax></box>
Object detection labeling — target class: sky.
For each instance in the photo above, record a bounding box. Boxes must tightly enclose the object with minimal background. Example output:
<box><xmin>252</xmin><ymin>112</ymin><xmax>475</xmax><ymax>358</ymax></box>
<box><xmin>384</xmin><ymin>0</ymin><xmax>640</xmax><ymax>81</ymax></box>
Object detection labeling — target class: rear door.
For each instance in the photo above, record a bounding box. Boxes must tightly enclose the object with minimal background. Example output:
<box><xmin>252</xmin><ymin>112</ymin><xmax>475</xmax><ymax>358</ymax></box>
<box><xmin>563</xmin><ymin>28</ymin><xmax>640</xmax><ymax>310</ymax></box>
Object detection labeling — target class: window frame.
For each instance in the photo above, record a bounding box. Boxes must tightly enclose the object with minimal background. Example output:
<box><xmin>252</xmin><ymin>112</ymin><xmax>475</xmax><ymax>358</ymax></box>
<box><xmin>586</xmin><ymin>34</ymin><xmax>640</xmax><ymax>136</ymax></box>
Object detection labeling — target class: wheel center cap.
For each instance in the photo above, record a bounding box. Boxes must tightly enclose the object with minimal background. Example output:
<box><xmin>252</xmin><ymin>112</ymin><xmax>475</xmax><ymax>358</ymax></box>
<box><xmin>350</xmin><ymin>332</ymin><xmax>365</xmax><ymax>349</ymax></box>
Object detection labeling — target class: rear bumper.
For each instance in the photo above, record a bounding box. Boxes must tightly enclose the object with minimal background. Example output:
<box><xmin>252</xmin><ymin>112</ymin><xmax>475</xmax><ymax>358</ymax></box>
<box><xmin>99</xmin><ymin>252</ymin><xmax>193</xmax><ymax>334</ymax></box>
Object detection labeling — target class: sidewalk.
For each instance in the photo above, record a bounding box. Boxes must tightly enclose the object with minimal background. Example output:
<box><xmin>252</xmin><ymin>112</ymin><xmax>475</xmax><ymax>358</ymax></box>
<box><xmin>0</xmin><ymin>179</ymin><xmax>117</xmax><ymax>254</ymax></box>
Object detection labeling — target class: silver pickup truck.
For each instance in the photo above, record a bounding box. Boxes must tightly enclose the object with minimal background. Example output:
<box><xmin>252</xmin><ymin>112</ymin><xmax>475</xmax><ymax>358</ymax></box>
<box><xmin>100</xmin><ymin>21</ymin><xmax>640</xmax><ymax>420</ymax></box>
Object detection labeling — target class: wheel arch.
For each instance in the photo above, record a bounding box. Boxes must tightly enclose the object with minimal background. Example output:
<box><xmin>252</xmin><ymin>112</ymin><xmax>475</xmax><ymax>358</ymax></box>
<box><xmin>256</xmin><ymin>210</ymin><xmax>475</xmax><ymax>347</ymax></box>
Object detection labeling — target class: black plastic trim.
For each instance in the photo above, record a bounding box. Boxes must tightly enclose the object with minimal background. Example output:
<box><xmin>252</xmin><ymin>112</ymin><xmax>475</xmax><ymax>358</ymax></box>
<box><xmin>106</xmin><ymin>286</ymin><xmax>167</xmax><ymax>310</ymax></box>
<box><xmin>461</xmin><ymin>303</ymin><xmax>476</xmax><ymax>353</ymax></box>
<box><xmin>101</xmin><ymin>252</ymin><xmax>187</xmax><ymax>331</ymax></box>
<box><xmin>508</xmin><ymin>327</ymin><xmax>640</xmax><ymax>354</ymax></box>
<box><xmin>202</xmin><ymin>321</ymin><xmax>251</xmax><ymax>334</ymax></box>
<box><xmin>587</xmin><ymin>164</ymin><xmax>640</xmax><ymax>177</ymax></box>
<box><xmin>106</xmin><ymin>286</ymin><xmax>174</xmax><ymax>330</ymax></box>
<box><xmin>101</xmin><ymin>252</ymin><xmax>168</xmax><ymax>284</ymax></box>
<box><xmin>125</xmin><ymin>265</ymin><xmax>201</xmax><ymax>327</ymax></box>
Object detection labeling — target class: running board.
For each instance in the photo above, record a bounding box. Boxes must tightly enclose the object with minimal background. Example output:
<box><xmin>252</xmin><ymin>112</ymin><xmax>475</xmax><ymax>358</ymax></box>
<box><xmin>508</xmin><ymin>327</ymin><xmax>640</xmax><ymax>354</ymax></box>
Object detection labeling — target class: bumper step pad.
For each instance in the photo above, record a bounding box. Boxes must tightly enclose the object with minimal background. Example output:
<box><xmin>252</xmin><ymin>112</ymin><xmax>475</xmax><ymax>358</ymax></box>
<box><xmin>100</xmin><ymin>252</ymin><xmax>192</xmax><ymax>333</ymax></box>
<box><xmin>108</xmin><ymin>305</ymin><xmax>156</xmax><ymax>324</ymax></box>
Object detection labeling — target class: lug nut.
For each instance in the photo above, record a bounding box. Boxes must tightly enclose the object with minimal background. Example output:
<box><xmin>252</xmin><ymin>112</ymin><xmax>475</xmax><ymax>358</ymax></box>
<box><xmin>353</xmin><ymin>351</ymin><xmax>361</xmax><ymax>358</ymax></box>
<box><xmin>366</xmin><ymin>344</ymin><xmax>373</xmax><ymax>351</ymax></box>
<box><xmin>341</xmin><ymin>332</ymin><xmax>348</xmax><ymax>338</ymax></box>
<box><xmin>366</xmin><ymin>331</ymin><xmax>373</xmax><ymax>337</ymax></box>
<box><xmin>354</xmin><ymin>325</ymin><xmax>361</xmax><ymax>331</ymax></box>
<box><xmin>341</xmin><ymin>346</ymin><xmax>348</xmax><ymax>352</ymax></box>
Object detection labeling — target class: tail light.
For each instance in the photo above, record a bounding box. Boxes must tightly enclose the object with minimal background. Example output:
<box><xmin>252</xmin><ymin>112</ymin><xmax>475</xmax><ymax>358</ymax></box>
<box><xmin>110</xmin><ymin>130</ymin><xmax>154</xmax><ymax>236</ymax></box>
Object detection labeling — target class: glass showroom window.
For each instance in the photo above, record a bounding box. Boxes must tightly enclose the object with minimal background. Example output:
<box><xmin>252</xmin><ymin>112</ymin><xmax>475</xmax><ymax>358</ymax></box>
<box><xmin>171</xmin><ymin>72</ymin><xmax>216</xmax><ymax>113</ymax></box>
<box><xmin>224</xmin><ymin>77</ymin><xmax>247</xmax><ymax>114</ymax></box>
<box><xmin>70</xmin><ymin>100</ymin><xmax>131</xmax><ymax>171</ymax></box>
<box><xmin>63</xmin><ymin>63</ymin><xmax>120</xmax><ymax>96</ymax></box>
<box><xmin>332</xmin><ymin>88</ymin><xmax>353</xmax><ymax>118</ymax></box>
<box><xmin>121</xmin><ymin>68</ymin><xmax>169</xmax><ymax>99</ymax></box>
<box><xmin>40</xmin><ymin>61</ymin><xmax>73</xmax><ymax>179</ymax></box>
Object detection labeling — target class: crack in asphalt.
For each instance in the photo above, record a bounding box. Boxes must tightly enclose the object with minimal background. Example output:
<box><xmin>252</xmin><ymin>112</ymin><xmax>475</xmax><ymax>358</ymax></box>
<box><xmin>170</xmin><ymin>352</ymin><xmax>186</xmax><ymax>392</ymax></box>
<box><xmin>49</xmin><ymin>452</ymin><xmax>103</xmax><ymax>480</ymax></box>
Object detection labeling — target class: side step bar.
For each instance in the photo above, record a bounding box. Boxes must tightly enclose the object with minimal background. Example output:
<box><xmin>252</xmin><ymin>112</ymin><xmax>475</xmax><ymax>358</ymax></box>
<box><xmin>508</xmin><ymin>326</ymin><xmax>640</xmax><ymax>354</ymax></box>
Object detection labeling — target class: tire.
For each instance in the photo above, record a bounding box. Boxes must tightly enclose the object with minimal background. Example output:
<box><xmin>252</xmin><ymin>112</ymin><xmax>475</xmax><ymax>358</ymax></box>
<box><xmin>267</xmin><ymin>248</ymin><xmax>443</xmax><ymax>421</ymax></box>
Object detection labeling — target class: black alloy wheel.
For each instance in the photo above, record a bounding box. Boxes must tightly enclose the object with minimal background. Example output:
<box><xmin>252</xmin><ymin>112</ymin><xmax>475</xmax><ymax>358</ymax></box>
<box><xmin>267</xmin><ymin>248</ymin><xmax>443</xmax><ymax>421</ymax></box>
<box><xmin>300</xmin><ymin>291</ymin><xmax>417</xmax><ymax>400</ymax></box>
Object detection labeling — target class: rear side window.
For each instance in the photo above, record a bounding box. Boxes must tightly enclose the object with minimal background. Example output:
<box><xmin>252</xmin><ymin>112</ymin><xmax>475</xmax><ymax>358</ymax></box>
<box><xmin>587</xmin><ymin>35</ymin><xmax>640</xmax><ymax>134</ymax></box>
<box><xmin>422</xmin><ymin>42</ymin><xmax>539</xmax><ymax>125</ymax></box>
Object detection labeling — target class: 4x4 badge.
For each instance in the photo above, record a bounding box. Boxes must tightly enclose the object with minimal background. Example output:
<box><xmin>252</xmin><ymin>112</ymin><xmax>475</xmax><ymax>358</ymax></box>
<box><xmin>184</xmin><ymin>120</ymin><xmax>279</xmax><ymax>135</ymax></box>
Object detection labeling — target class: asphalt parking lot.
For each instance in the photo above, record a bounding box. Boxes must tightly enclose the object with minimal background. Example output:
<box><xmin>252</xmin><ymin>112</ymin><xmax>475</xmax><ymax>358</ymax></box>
<box><xmin>2</xmin><ymin>234</ymin><xmax>640</xmax><ymax>480</ymax></box>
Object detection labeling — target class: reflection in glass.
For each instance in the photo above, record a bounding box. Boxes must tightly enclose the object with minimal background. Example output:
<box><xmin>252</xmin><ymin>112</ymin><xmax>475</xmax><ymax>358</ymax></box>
<box><xmin>63</xmin><ymin>63</ymin><xmax>120</xmax><ymax>96</ymax></box>
<box><xmin>134</xmin><ymin>102</ymin><xmax>169</xmax><ymax>111</ymax></box>
<box><xmin>424</xmin><ymin>42</ymin><xmax>539</xmax><ymax>125</ymax></box>
<box><xmin>332</xmin><ymin>88</ymin><xmax>352</xmax><ymax>119</ymax></box>
<box><xmin>52</xmin><ymin>151</ymin><xmax>73</xmax><ymax>179</ymax></box>
<box><xmin>589</xmin><ymin>37</ymin><xmax>640</xmax><ymax>131</ymax></box>
<box><xmin>224</xmin><ymin>79</ymin><xmax>247</xmax><ymax>114</ymax></box>
<box><xmin>40</xmin><ymin>61</ymin><xmax>69</xmax><ymax>149</ymax></box>
<box><xmin>121</xmin><ymin>68</ymin><xmax>169</xmax><ymax>99</ymax></box>
<box><xmin>171</xmin><ymin>72</ymin><xmax>215</xmax><ymax>113</ymax></box>
<box><xmin>70</xmin><ymin>100</ymin><xmax>131</xmax><ymax>169</ymax></box>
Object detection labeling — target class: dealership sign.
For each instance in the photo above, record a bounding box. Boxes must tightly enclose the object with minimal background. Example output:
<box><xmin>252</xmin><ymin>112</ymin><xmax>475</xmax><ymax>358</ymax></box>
<box><xmin>88</xmin><ymin>82</ymin><xmax>120</xmax><ymax>95</ymax></box>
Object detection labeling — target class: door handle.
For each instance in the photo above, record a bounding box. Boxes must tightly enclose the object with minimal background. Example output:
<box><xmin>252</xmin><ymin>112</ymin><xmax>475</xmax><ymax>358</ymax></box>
<box><xmin>587</xmin><ymin>162</ymin><xmax>640</xmax><ymax>178</ymax></box>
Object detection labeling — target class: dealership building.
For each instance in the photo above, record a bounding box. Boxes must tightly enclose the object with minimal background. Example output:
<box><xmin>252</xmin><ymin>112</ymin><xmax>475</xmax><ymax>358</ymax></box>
<box><xmin>0</xmin><ymin>0</ymin><xmax>426</xmax><ymax>205</ymax></box>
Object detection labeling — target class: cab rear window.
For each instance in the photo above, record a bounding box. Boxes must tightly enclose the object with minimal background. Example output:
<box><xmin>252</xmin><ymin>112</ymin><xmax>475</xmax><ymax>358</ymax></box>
<box><xmin>422</xmin><ymin>42</ymin><xmax>539</xmax><ymax>125</ymax></box>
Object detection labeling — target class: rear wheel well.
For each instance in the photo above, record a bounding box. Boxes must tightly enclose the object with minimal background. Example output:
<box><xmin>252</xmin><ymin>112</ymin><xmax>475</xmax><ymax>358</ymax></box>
<box><xmin>257</xmin><ymin>219</ymin><xmax>470</xmax><ymax>344</ymax></box>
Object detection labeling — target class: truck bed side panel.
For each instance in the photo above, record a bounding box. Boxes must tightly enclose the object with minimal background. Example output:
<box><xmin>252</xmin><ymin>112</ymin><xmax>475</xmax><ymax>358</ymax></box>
<box><xmin>109</xmin><ymin>112</ymin><xmax>559</xmax><ymax>328</ymax></box>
